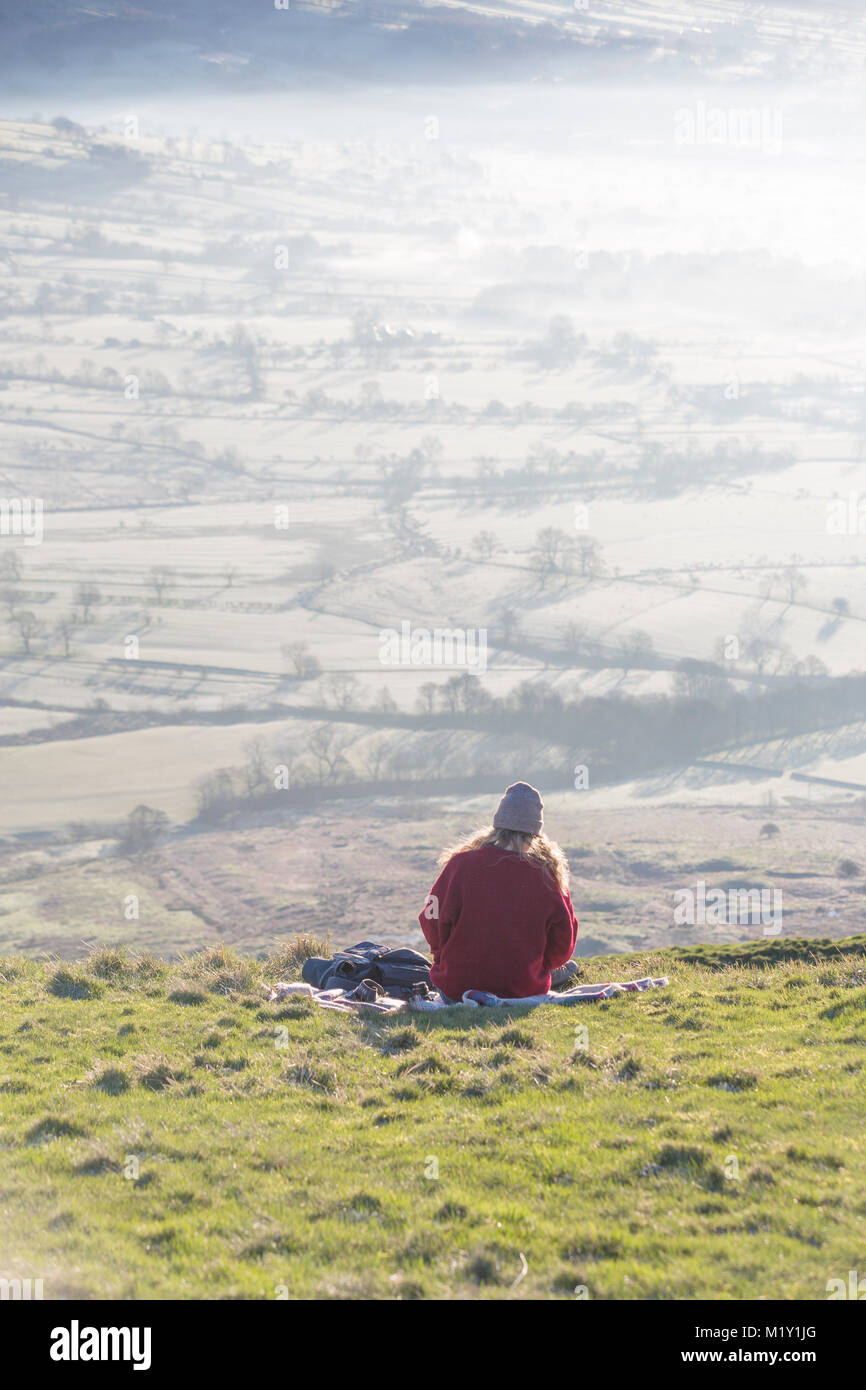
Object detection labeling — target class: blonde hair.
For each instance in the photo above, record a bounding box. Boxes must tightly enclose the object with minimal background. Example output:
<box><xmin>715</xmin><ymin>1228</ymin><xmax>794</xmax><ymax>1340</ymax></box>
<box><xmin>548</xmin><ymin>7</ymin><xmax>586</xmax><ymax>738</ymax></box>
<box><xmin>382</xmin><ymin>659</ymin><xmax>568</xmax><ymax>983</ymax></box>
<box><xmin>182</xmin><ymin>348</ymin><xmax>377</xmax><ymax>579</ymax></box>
<box><xmin>438</xmin><ymin>825</ymin><xmax>570</xmax><ymax>894</ymax></box>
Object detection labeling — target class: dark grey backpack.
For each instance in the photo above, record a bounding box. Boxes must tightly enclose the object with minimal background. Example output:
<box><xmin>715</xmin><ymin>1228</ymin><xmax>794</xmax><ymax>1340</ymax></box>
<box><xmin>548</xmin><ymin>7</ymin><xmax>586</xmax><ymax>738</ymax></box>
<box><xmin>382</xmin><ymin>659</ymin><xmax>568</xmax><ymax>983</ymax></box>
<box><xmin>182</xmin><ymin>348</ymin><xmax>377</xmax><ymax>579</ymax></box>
<box><xmin>302</xmin><ymin>940</ymin><xmax>432</xmax><ymax>998</ymax></box>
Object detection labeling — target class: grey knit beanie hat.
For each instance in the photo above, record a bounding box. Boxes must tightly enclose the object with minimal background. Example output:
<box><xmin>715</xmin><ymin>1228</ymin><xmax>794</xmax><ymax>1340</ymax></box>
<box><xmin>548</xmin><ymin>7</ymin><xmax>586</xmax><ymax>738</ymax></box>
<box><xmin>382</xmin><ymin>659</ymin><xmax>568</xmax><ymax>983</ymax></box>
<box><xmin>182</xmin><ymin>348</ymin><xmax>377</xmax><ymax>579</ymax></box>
<box><xmin>493</xmin><ymin>782</ymin><xmax>544</xmax><ymax>836</ymax></box>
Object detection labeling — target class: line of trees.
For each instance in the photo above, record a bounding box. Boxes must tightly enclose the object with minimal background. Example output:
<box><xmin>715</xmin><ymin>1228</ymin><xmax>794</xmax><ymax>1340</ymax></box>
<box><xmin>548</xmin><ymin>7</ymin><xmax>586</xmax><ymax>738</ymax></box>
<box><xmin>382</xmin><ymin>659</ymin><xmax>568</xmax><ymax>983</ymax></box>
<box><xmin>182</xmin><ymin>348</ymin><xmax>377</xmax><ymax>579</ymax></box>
<box><xmin>188</xmin><ymin>667</ymin><xmax>866</xmax><ymax>825</ymax></box>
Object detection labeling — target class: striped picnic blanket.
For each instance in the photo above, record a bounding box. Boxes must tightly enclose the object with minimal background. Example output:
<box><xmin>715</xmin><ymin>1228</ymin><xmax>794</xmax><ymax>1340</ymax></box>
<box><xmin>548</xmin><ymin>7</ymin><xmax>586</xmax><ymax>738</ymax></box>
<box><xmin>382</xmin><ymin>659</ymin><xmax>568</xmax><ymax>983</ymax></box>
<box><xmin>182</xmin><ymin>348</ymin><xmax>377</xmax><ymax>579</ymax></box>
<box><xmin>263</xmin><ymin>976</ymin><xmax>669</xmax><ymax>1014</ymax></box>
<box><xmin>450</xmin><ymin>977</ymin><xmax>669</xmax><ymax>1009</ymax></box>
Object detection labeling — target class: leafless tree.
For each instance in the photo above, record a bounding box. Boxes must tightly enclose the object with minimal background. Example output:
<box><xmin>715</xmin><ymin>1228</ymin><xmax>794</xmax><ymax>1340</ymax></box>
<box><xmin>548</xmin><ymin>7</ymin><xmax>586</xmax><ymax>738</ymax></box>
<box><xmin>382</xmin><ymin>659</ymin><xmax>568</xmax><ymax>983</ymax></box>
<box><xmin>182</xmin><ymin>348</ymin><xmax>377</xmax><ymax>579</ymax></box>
<box><xmin>76</xmin><ymin>582</ymin><xmax>102</xmax><ymax>622</ymax></box>
<box><xmin>673</xmin><ymin>658</ymin><xmax>717</xmax><ymax>700</ymax></box>
<box><xmin>12</xmin><ymin>609</ymin><xmax>40</xmax><ymax>654</ymax></box>
<box><xmin>782</xmin><ymin>562</ymin><xmax>807</xmax><ymax>605</ymax></box>
<box><xmin>0</xmin><ymin>552</ymin><xmax>22</xmax><ymax>583</ymax></box>
<box><xmin>241</xmin><ymin>738</ymin><xmax>269</xmax><ymax>796</ymax></box>
<box><xmin>323</xmin><ymin>671</ymin><xmax>361</xmax><ymax>710</ymax></box>
<box><xmin>620</xmin><ymin>629</ymin><xmax>654</xmax><ymax>675</ymax></box>
<box><xmin>118</xmin><ymin>804</ymin><xmax>170</xmax><ymax>855</ymax></box>
<box><xmin>574</xmin><ymin>535</ymin><xmax>605</xmax><ymax>579</ymax></box>
<box><xmin>309</xmin><ymin>725</ymin><xmax>353</xmax><ymax>783</ymax></box>
<box><xmin>416</xmin><ymin>682</ymin><xmax>438</xmax><ymax>716</ymax></box>
<box><xmin>438</xmin><ymin>672</ymin><xmax>489</xmax><ymax>714</ymax></box>
<box><xmin>531</xmin><ymin>526</ymin><xmax>574</xmax><ymax>583</ymax></box>
<box><xmin>195</xmin><ymin>769</ymin><xmax>236</xmax><ymax>820</ymax></box>
<box><xmin>55</xmin><ymin>611</ymin><xmax>77</xmax><ymax>657</ymax></box>
<box><xmin>282</xmin><ymin>641</ymin><xmax>321</xmax><ymax>679</ymax></box>
<box><xmin>499</xmin><ymin>606</ymin><xmax>521</xmax><ymax>646</ymax></box>
<box><xmin>362</xmin><ymin>734</ymin><xmax>392</xmax><ymax>781</ymax></box>
<box><xmin>471</xmin><ymin>530</ymin><xmax>502</xmax><ymax>561</ymax></box>
<box><xmin>373</xmin><ymin>685</ymin><xmax>398</xmax><ymax>714</ymax></box>
<box><xmin>149</xmin><ymin>565</ymin><xmax>175</xmax><ymax>603</ymax></box>
<box><xmin>562</xmin><ymin>620</ymin><xmax>583</xmax><ymax>658</ymax></box>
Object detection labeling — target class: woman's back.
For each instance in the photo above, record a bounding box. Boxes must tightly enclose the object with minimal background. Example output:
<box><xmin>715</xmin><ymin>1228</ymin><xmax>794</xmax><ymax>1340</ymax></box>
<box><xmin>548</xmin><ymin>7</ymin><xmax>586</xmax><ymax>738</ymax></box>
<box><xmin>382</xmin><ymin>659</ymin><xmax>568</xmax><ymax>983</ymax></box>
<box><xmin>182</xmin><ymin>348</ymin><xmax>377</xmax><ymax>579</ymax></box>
<box><xmin>420</xmin><ymin>841</ymin><xmax>577</xmax><ymax>1000</ymax></box>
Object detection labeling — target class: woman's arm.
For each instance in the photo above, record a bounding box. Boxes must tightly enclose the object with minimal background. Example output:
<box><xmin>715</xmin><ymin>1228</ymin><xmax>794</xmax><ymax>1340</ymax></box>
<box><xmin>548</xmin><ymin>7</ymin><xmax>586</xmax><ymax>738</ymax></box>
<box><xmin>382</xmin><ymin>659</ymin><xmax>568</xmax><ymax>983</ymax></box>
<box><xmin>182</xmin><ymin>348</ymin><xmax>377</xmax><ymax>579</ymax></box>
<box><xmin>544</xmin><ymin>891</ymin><xmax>578</xmax><ymax>971</ymax></box>
<box><xmin>418</xmin><ymin>862</ymin><xmax>456</xmax><ymax>962</ymax></box>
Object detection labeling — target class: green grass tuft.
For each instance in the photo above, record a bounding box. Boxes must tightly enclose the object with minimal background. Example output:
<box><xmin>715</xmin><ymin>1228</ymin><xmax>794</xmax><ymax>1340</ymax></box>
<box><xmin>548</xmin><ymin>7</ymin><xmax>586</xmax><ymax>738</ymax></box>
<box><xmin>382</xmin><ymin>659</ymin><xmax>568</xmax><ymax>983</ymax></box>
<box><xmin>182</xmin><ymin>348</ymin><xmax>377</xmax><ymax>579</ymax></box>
<box><xmin>48</xmin><ymin>965</ymin><xmax>104</xmax><ymax>1000</ymax></box>
<box><xmin>266</xmin><ymin>933</ymin><xmax>330</xmax><ymax>979</ymax></box>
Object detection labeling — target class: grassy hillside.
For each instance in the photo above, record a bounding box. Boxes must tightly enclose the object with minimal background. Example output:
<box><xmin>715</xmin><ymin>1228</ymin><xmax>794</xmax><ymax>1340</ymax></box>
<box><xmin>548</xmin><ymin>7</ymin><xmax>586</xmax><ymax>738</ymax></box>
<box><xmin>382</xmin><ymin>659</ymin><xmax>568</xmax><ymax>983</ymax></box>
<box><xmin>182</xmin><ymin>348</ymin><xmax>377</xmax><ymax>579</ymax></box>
<box><xmin>0</xmin><ymin>936</ymin><xmax>864</xmax><ymax>1300</ymax></box>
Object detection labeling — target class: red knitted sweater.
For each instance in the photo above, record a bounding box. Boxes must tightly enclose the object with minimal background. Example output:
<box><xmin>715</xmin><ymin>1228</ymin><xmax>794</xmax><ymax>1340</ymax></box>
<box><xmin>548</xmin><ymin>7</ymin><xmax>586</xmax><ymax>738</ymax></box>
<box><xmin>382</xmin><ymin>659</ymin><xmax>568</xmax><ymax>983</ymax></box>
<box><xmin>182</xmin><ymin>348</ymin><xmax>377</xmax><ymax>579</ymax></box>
<box><xmin>419</xmin><ymin>844</ymin><xmax>578</xmax><ymax>1000</ymax></box>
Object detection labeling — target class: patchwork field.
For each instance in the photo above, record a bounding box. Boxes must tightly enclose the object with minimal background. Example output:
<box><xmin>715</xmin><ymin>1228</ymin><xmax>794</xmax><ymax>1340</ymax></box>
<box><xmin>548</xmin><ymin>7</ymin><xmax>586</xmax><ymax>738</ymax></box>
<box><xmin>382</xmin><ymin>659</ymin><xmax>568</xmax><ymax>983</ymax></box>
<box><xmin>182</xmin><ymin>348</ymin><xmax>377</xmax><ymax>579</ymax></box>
<box><xmin>1</xmin><ymin>3</ymin><xmax>864</xmax><ymax>962</ymax></box>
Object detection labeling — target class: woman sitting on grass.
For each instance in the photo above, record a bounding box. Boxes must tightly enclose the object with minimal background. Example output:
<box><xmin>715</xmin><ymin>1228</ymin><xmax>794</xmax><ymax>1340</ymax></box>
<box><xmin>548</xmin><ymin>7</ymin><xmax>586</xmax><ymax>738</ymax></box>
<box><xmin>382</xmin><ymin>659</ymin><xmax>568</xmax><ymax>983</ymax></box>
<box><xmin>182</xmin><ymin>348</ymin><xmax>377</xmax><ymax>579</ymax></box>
<box><xmin>419</xmin><ymin>782</ymin><xmax>578</xmax><ymax>1003</ymax></box>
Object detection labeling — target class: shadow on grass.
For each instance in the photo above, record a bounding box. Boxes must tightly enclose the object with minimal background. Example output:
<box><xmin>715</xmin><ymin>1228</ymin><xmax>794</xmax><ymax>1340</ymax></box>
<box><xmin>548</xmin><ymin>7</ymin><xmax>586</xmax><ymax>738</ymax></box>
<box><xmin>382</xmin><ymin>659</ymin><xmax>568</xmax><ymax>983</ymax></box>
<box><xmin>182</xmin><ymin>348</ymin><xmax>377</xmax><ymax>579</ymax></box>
<box><xmin>360</xmin><ymin>1004</ymin><xmax>541</xmax><ymax>1037</ymax></box>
